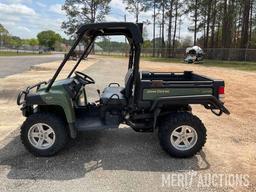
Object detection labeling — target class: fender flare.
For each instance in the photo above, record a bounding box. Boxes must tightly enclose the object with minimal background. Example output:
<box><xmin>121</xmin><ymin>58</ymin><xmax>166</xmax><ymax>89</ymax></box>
<box><xmin>25</xmin><ymin>94</ymin><xmax>77</xmax><ymax>139</ymax></box>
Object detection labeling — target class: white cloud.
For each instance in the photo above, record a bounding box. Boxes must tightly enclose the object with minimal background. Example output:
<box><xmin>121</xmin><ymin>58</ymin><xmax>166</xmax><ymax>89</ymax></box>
<box><xmin>36</xmin><ymin>2</ymin><xmax>46</xmax><ymax>8</ymax></box>
<box><xmin>2</xmin><ymin>24</ymin><xmax>32</xmax><ymax>38</ymax></box>
<box><xmin>105</xmin><ymin>15</ymin><xmax>120</xmax><ymax>22</ymax></box>
<box><xmin>49</xmin><ymin>4</ymin><xmax>65</xmax><ymax>15</ymax></box>
<box><xmin>4</xmin><ymin>15</ymin><xmax>20</xmax><ymax>22</ymax></box>
<box><xmin>141</xmin><ymin>10</ymin><xmax>154</xmax><ymax>19</ymax></box>
<box><xmin>1</xmin><ymin>0</ymin><xmax>193</xmax><ymax>40</ymax></box>
<box><xmin>110</xmin><ymin>0</ymin><xmax>126</xmax><ymax>12</ymax></box>
<box><xmin>0</xmin><ymin>2</ymin><xmax>66</xmax><ymax>39</ymax></box>
<box><xmin>17</xmin><ymin>26</ymin><xmax>31</xmax><ymax>32</ymax></box>
<box><xmin>0</xmin><ymin>3</ymin><xmax>36</xmax><ymax>16</ymax></box>
<box><xmin>3</xmin><ymin>0</ymin><xmax>32</xmax><ymax>4</ymax></box>
<box><xmin>1</xmin><ymin>21</ymin><xmax>16</xmax><ymax>28</ymax></box>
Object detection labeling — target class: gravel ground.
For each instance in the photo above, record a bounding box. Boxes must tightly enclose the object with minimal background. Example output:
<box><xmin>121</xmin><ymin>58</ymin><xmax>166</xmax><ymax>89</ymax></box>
<box><xmin>0</xmin><ymin>56</ymin><xmax>255</xmax><ymax>192</ymax></box>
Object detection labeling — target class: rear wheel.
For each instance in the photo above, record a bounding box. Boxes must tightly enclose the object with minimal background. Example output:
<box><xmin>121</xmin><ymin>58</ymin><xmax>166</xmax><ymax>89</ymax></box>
<box><xmin>21</xmin><ymin>112</ymin><xmax>68</xmax><ymax>157</ymax></box>
<box><xmin>158</xmin><ymin>112</ymin><xmax>206</xmax><ymax>158</ymax></box>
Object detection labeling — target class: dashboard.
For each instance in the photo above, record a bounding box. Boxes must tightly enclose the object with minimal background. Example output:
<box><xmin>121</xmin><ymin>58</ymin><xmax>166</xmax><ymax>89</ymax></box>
<box><xmin>63</xmin><ymin>78</ymin><xmax>83</xmax><ymax>99</ymax></box>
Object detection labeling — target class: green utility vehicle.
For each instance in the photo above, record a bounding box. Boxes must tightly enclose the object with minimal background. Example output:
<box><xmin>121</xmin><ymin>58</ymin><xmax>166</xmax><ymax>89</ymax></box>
<box><xmin>17</xmin><ymin>22</ymin><xmax>230</xmax><ymax>157</ymax></box>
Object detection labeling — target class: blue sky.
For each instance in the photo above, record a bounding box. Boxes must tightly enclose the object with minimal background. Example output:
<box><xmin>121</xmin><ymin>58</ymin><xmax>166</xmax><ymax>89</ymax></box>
<box><xmin>0</xmin><ymin>0</ymin><xmax>192</xmax><ymax>40</ymax></box>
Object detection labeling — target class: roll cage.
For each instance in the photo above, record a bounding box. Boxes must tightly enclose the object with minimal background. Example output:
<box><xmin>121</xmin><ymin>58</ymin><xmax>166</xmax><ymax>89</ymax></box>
<box><xmin>46</xmin><ymin>22</ymin><xmax>144</xmax><ymax>92</ymax></box>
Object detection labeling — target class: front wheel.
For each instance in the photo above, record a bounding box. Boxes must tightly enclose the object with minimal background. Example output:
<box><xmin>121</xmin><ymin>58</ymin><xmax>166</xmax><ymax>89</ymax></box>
<box><xmin>20</xmin><ymin>112</ymin><xmax>68</xmax><ymax>157</ymax></box>
<box><xmin>158</xmin><ymin>112</ymin><xmax>207</xmax><ymax>158</ymax></box>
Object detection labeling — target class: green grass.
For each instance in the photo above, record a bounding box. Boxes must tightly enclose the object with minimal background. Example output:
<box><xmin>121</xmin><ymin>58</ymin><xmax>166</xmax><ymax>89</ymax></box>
<box><xmin>142</xmin><ymin>56</ymin><xmax>182</xmax><ymax>63</ymax></box>
<box><xmin>200</xmin><ymin>59</ymin><xmax>256</xmax><ymax>71</ymax></box>
<box><xmin>142</xmin><ymin>56</ymin><xmax>256</xmax><ymax>71</ymax></box>
<box><xmin>96</xmin><ymin>53</ymin><xmax>256</xmax><ymax>71</ymax></box>
<box><xmin>0</xmin><ymin>51</ymin><xmax>49</xmax><ymax>56</ymax></box>
<box><xmin>95</xmin><ymin>53</ymin><xmax>183</xmax><ymax>62</ymax></box>
<box><xmin>95</xmin><ymin>53</ymin><xmax>126</xmax><ymax>59</ymax></box>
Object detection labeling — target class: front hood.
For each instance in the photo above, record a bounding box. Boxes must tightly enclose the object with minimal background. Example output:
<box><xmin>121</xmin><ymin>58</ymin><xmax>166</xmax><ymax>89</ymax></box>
<box><xmin>37</xmin><ymin>78</ymin><xmax>73</xmax><ymax>92</ymax></box>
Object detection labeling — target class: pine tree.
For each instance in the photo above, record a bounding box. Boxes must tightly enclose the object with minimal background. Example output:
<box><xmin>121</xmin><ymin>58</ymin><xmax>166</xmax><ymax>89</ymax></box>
<box><xmin>62</xmin><ymin>0</ymin><xmax>111</xmax><ymax>36</ymax></box>
<box><xmin>123</xmin><ymin>0</ymin><xmax>151</xmax><ymax>23</ymax></box>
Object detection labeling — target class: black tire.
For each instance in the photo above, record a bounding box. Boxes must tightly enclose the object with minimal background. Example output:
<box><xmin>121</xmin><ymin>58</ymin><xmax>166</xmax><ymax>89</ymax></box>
<box><xmin>20</xmin><ymin>112</ymin><xmax>68</xmax><ymax>157</ymax></box>
<box><xmin>158</xmin><ymin>112</ymin><xmax>207</xmax><ymax>158</ymax></box>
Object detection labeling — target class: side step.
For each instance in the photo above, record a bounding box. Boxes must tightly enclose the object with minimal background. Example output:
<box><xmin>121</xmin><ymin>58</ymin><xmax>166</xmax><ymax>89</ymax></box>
<box><xmin>76</xmin><ymin>116</ymin><xmax>119</xmax><ymax>131</ymax></box>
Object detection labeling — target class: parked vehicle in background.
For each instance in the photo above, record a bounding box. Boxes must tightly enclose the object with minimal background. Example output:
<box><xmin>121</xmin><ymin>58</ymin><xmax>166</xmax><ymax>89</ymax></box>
<box><xmin>185</xmin><ymin>46</ymin><xmax>204</xmax><ymax>64</ymax></box>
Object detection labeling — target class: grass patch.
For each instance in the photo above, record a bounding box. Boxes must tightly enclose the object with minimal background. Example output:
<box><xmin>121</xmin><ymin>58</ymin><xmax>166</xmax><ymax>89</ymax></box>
<box><xmin>142</xmin><ymin>56</ymin><xmax>182</xmax><ymax>63</ymax></box>
<box><xmin>96</xmin><ymin>54</ymin><xmax>182</xmax><ymax>62</ymax></box>
<box><xmin>200</xmin><ymin>60</ymin><xmax>256</xmax><ymax>71</ymax></box>
<box><xmin>95</xmin><ymin>53</ymin><xmax>126</xmax><ymax>59</ymax></box>
<box><xmin>142</xmin><ymin>56</ymin><xmax>256</xmax><ymax>71</ymax></box>
<box><xmin>96</xmin><ymin>54</ymin><xmax>256</xmax><ymax>71</ymax></box>
<box><xmin>0</xmin><ymin>51</ymin><xmax>49</xmax><ymax>56</ymax></box>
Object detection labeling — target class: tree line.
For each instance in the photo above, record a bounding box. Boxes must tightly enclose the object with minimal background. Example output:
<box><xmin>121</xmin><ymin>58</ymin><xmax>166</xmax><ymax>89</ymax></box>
<box><xmin>2</xmin><ymin>0</ymin><xmax>256</xmax><ymax>55</ymax></box>
<box><xmin>0</xmin><ymin>24</ymin><xmax>69</xmax><ymax>51</ymax></box>
<box><xmin>0</xmin><ymin>24</ymin><xmax>39</xmax><ymax>49</ymax></box>
<box><xmin>62</xmin><ymin>0</ymin><xmax>256</xmax><ymax>51</ymax></box>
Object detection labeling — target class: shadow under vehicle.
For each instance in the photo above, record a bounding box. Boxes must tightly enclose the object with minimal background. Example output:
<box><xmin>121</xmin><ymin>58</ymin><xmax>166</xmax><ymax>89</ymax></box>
<box><xmin>17</xmin><ymin>22</ymin><xmax>230</xmax><ymax>158</ymax></box>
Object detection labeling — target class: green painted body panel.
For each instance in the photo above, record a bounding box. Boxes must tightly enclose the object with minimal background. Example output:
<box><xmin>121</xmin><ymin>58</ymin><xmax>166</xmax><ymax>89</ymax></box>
<box><xmin>143</xmin><ymin>88</ymin><xmax>213</xmax><ymax>100</ymax></box>
<box><xmin>36</xmin><ymin>79</ymin><xmax>75</xmax><ymax>123</ymax></box>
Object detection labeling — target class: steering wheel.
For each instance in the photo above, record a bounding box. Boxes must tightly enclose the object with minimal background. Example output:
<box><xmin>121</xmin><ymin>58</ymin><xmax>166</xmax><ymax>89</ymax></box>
<box><xmin>75</xmin><ymin>71</ymin><xmax>95</xmax><ymax>85</ymax></box>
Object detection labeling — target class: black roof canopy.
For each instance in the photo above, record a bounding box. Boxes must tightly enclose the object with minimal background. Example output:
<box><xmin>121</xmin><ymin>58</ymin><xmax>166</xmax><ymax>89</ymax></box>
<box><xmin>76</xmin><ymin>22</ymin><xmax>144</xmax><ymax>44</ymax></box>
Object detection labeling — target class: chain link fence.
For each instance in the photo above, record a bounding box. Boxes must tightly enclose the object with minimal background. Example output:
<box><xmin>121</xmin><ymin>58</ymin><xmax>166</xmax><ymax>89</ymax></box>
<box><xmin>2</xmin><ymin>43</ymin><xmax>255</xmax><ymax>62</ymax></box>
<box><xmin>0</xmin><ymin>44</ymin><xmax>49</xmax><ymax>55</ymax></box>
<box><xmin>95</xmin><ymin>47</ymin><xmax>256</xmax><ymax>62</ymax></box>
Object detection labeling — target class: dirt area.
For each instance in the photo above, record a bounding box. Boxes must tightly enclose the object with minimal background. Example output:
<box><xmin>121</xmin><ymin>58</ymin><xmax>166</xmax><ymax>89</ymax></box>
<box><xmin>0</xmin><ymin>56</ymin><xmax>255</xmax><ymax>192</ymax></box>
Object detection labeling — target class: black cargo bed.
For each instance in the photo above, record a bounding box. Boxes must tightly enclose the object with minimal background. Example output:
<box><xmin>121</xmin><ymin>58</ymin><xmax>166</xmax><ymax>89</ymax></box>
<box><xmin>141</xmin><ymin>71</ymin><xmax>213</xmax><ymax>82</ymax></box>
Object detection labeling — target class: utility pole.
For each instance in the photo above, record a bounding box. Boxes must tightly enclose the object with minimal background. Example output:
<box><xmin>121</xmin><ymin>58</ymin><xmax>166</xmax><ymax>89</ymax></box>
<box><xmin>194</xmin><ymin>0</ymin><xmax>198</xmax><ymax>46</ymax></box>
<box><xmin>153</xmin><ymin>0</ymin><xmax>156</xmax><ymax>57</ymax></box>
<box><xmin>159</xmin><ymin>23</ymin><xmax>162</xmax><ymax>57</ymax></box>
<box><xmin>124</xmin><ymin>14</ymin><xmax>127</xmax><ymax>44</ymax></box>
<box><xmin>178</xmin><ymin>19</ymin><xmax>182</xmax><ymax>41</ymax></box>
<box><xmin>0</xmin><ymin>32</ymin><xmax>2</xmax><ymax>49</ymax></box>
<box><xmin>124</xmin><ymin>14</ymin><xmax>128</xmax><ymax>57</ymax></box>
<box><xmin>161</xmin><ymin>1</ymin><xmax>165</xmax><ymax>55</ymax></box>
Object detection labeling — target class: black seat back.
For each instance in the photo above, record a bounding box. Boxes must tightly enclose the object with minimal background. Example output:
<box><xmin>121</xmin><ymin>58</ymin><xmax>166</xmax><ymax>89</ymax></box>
<box><xmin>123</xmin><ymin>68</ymin><xmax>133</xmax><ymax>98</ymax></box>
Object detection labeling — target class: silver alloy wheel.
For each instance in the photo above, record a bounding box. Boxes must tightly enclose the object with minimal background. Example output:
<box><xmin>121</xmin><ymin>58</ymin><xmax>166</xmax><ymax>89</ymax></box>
<box><xmin>28</xmin><ymin>123</ymin><xmax>56</xmax><ymax>150</ymax></box>
<box><xmin>170</xmin><ymin>125</ymin><xmax>198</xmax><ymax>151</ymax></box>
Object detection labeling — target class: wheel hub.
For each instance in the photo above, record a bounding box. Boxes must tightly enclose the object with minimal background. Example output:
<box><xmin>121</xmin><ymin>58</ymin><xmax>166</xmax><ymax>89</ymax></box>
<box><xmin>28</xmin><ymin>123</ymin><xmax>56</xmax><ymax>150</ymax></box>
<box><xmin>170</xmin><ymin>125</ymin><xmax>198</xmax><ymax>151</ymax></box>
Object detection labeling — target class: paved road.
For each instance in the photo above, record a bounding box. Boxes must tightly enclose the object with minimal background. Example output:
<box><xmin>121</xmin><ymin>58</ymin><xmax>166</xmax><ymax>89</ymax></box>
<box><xmin>0</xmin><ymin>54</ymin><xmax>63</xmax><ymax>78</ymax></box>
